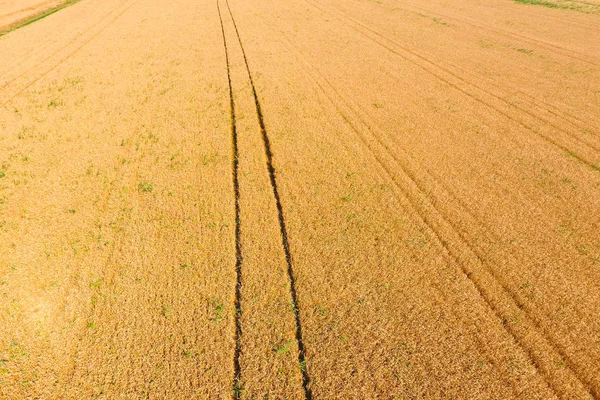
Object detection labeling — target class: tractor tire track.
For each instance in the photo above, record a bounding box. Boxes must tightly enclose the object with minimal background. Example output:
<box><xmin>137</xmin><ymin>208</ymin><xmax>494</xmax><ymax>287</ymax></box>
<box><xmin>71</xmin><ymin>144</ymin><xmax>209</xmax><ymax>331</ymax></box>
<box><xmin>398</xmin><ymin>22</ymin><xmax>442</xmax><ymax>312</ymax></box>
<box><xmin>400</xmin><ymin>0</ymin><xmax>600</xmax><ymax>66</ymax></box>
<box><xmin>223</xmin><ymin>0</ymin><xmax>312</xmax><ymax>398</ymax></box>
<box><xmin>442</xmin><ymin>62</ymin><xmax>600</xmax><ymax>136</ymax></box>
<box><xmin>325</xmin><ymin>0</ymin><xmax>600</xmax><ymax>140</ymax></box>
<box><xmin>256</xmin><ymin>13</ymin><xmax>596</xmax><ymax>397</ymax></box>
<box><xmin>0</xmin><ymin>10</ymin><xmax>95</xmax><ymax>78</ymax></box>
<box><xmin>253</xmin><ymin>49</ymin><xmax>533</xmax><ymax>398</ymax></box>
<box><xmin>287</xmin><ymin>0</ymin><xmax>600</xmax><ymax>293</ymax></box>
<box><xmin>308</xmin><ymin>64</ymin><xmax>595</xmax><ymax>399</ymax></box>
<box><xmin>305</xmin><ymin>0</ymin><xmax>600</xmax><ymax>171</ymax></box>
<box><xmin>216</xmin><ymin>1</ymin><xmax>244</xmax><ymax>397</ymax></box>
<box><xmin>300</xmin><ymin>0</ymin><xmax>600</xmax><ymax>288</ymax></box>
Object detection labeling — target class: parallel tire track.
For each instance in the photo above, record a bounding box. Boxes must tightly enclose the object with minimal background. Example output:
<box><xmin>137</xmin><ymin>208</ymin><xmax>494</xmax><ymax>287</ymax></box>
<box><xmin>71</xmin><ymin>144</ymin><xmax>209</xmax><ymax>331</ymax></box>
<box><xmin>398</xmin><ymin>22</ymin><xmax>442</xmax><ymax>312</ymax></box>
<box><xmin>259</xmin><ymin>15</ymin><xmax>595</xmax><ymax>397</ymax></box>
<box><xmin>223</xmin><ymin>0</ymin><xmax>312</xmax><ymax>398</ymax></box>
<box><xmin>216</xmin><ymin>1</ymin><xmax>244</xmax><ymax>398</ymax></box>
<box><xmin>399</xmin><ymin>0</ymin><xmax>600</xmax><ymax>66</ymax></box>
<box><xmin>445</xmin><ymin>62</ymin><xmax>600</xmax><ymax>136</ymax></box>
<box><xmin>247</xmin><ymin>40</ymin><xmax>527</xmax><ymax>396</ymax></box>
<box><xmin>306</xmin><ymin>0</ymin><xmax>600</xmax><ymax>171</ymax></box>
<box><xmin>301</xmin><ymin>0</ymin><xmax>600</xmax><ymax>295</ymax></box>
<box><xmin>315</xmin><ymin>2</ymin><xmax>600</xmax><ymax>290</ymax></box>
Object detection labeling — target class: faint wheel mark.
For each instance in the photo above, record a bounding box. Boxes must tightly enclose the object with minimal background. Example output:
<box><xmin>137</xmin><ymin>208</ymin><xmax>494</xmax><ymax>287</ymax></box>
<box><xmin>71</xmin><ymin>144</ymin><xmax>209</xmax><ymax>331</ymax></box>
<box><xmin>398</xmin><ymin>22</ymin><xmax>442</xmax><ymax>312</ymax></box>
<box><xmin>258</xmin><ymin>13</ymin><xmax>594</xmax><ymax>397</ymax></box>
<box><xmin>305</xmin><ymin>0</ymin><xmax>600</xmax><ymax>172</ymax></box>
<box><xmin>1</xmin><ymin>0</ymin><xmax>140</xmax><ymax>109</ymax></box>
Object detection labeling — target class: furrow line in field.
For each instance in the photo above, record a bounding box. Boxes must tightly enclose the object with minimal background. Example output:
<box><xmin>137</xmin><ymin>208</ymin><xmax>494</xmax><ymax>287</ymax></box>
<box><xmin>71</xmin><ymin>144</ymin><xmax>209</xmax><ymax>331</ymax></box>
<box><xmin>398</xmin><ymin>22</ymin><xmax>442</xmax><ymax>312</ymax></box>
<box><xmin>306</xmin><ymin>0</ymin><xmax>600</xmax><ymax>171</ymax></box>
<box><xmin>300</xmin><ymin>3</ymin><xmax>600</xmax><ymax>296</ymax></box>
<box><xmin>258</xmin><ymin>48</ymin><xmax>528</xmax><ymax>395</ymax></box>
<box><xmin>313</xmin><ymin>74</ymin><xmax>561</xmax><ymax>398</ymax></box>
<box><xmin>337</xmin><ymin>0</ymin><xmax>600</xmax><ymax>146</ymax></box>
<box><xmin>0</xmin><ymin>17</ymin><xmax>90</xmax><ymax>86</ymax></box>
<box><xmin>252</xmin><ymin>0</ymin><xmax>593</xmax><ymax>392</ymax></box>
<box><xmin>316</xmin><ymin>78</ymin><xmax>586</xmax><ymax>399</ymax></box>
<box><xmin>398</xmin><ymin>0</ymin><xmax>600</xmax><ymax>66</ymax></box>
<box><xmin>338</xmin><ymin>87</ymin><xmax>599</xmax><ymax>399</ymax></box>
<box><xmin>351</xmin><ymin>101</ymin><xmax>600</xmax><ymax>396</ymax></box>
<box><xmin>216</xmin><ymin>1</ymin><xmax>243</xmax><ymax>398</ymax></box>
<box><xmin>224</xmin><ymin>0</ymin><xmax>313</xmax><ymax>398</ymax></box>
<box><xmin>376</xmin><ymin>102</ymin><xmax>600</xmax><ymax>293</ymax></box>
<box><xmin>0</xmin><ymin>0</ymin><xmax>140</xmax><ymax>109</ymax></box>
<box><xmin>269</xmin><ymin>0</ymin><xmax>600</xmax><ymax>144</ymax></box>
<box><xmin>277</xmin><ymin>0</ymin><xmax>599</xmax><ymax>140</ymax></box>
<box><xmin>422</xmin><ymin>51</ymin><xmax>600</xmax><ymax>146</ymax></box>
<box><xmin>268</xmin><ymin>26</ymin><xmax>595</xmax><ymax>397</ymax></box>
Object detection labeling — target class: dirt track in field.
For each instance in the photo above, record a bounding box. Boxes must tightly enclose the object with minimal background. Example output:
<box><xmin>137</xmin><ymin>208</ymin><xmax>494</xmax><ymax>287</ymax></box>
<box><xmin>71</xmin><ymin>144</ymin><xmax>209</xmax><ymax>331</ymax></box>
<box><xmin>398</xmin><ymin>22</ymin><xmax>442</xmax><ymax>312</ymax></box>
<box><xmin>0</xmin><ymin>0</ymin><xmax>599</xmax><ymax>398</ymax></box>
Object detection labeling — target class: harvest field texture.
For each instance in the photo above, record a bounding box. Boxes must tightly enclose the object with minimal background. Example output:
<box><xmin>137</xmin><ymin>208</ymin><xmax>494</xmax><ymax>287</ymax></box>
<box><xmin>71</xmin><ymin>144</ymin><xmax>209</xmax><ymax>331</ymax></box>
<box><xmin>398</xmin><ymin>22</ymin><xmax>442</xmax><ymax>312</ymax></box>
<box><xmin>0</xmin><ymin>0</ymin><xmax>599</xmax><ymax>398</ymax></box>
